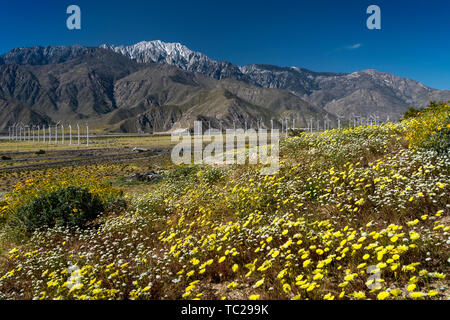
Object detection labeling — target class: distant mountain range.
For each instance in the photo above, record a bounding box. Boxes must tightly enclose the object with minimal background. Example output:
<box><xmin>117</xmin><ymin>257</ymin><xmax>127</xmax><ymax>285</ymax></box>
<box><xmin>1</xmin><ymin>41</ymin><xmax>449</xmax><ymax>133</ymax></box>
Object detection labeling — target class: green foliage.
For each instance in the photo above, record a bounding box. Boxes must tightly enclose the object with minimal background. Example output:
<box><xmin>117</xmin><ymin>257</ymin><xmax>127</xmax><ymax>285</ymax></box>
<box><xmin>427</xmin><ymin>117</ymin><xmax>450</xmax><ymax>154</ymax></box>
<box><xmin>302</xmin><ymin>181</ymin><xmax>322</xmax><ymax>200</ymax></box>
<box><xmin>288</xmin><ymin>129</ymin><xmax>305</xmax><ymax>137</ymax></box>
<box><xmin>166</xmin><ymin>165</ymin><xmax>200</xmax><ymax>181</ymax></box>
<box><xmin>403</xmin><ymin>101</ymin><xmax>450</xmax><ymax>153</ymax></box>
<box><xmin>132</xmin><ymin>190</ymin><xmax>167</xmax><ymax>217</ymax></box>
<box><xmin>403</xmin><ymin>101</ymin><xmax>449</xmax><ymax>120</ymax></box>
<box><xmin>200</xmin><ymin>167</ymin><xmax>227</xmax><ymax>185</ymax></box>
<box><xmin>403</xmin><ymin>106</ymin><xmax>422</xmax><ymax>120</ymax></box>
<box><xmin>10</xmin><ymin>186</ymin><xmax>104</xmax><ymax>232</ymax></box>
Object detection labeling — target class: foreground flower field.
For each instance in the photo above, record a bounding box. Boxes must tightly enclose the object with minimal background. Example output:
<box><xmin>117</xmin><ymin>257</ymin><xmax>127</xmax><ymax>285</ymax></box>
<box><xmin>0</xmin><ymin>104</ymin><xmax>449</xmax><ymax>300</ymax></box>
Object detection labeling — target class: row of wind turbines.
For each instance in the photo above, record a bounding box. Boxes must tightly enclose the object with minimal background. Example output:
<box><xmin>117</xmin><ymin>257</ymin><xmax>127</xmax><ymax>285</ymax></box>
<box><xmin>225</xmin><ymin>113</ymin><xmax>387</xmax><ymax>135</ymax></box>
<box><xmin>173</xmin><ymin>113</ymin><xmax>387</xmax><ymax>135</ymax></box>
<box><xmin>7</xmin><ymin>122</ymin><xmax>90</xmax><ymax>146</ymax></box>
<box><xmin>7</xmin><ymin>113</ymin><xmax>390</xmax><ymax>143</ymax></box>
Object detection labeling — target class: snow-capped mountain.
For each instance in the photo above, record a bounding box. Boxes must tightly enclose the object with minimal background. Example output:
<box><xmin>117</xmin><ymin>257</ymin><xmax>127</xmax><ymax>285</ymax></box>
<box><xmin>0</xmin><ymin>44</ymin><xmax>328</xmax><ymax>132</ymax></box>
<box><xmin>99</xmin><ymin>40</ymin><xmax>450</xmax><ymax>120</ymax></box>
<box><xmin>101</xmin><ymin>41</ymin><xmax>211</xmax><ymax>67</ymax></box>
<box><xmin>101</xmin><ymin>41</ymin><xmax>249</xmax><ymax>82</ymax></box>
<box><xmin>1</xmin><ymin>40</ymin><xmax>449</xmax><ymax>124</ymax></box>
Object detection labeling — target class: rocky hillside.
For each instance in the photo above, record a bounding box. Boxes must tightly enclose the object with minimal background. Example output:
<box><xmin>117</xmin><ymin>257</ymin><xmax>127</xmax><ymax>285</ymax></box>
<box><xmin>2</xmin><ymin>41</ymin><xmax>449</xmax><ymax>133</ymax></box>
<box><xmin>104</xmin><ymin>41</ymin><xmax>450</xmax><ymax>120</ymax></box>
<box><xmin>0</xmin><ymin>46</ymin><xmax>329</xmax><ymax>133</ymax></box>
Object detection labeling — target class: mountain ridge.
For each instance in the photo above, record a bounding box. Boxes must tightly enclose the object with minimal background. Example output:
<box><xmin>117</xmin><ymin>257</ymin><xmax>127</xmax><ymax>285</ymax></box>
<box><xmin>0</xmin><ymin>46</ymin><xmax>330</xmax><ymax>133</ymax></box>
<box><xmin>1</xmin><ymin>41</ymin><xmax>449</xmax><ymax>133</ymax></box>
<box><xmin>102</xmin><ymin>40</ymin><xmax>450</xmax><ymax>119</ymax></box>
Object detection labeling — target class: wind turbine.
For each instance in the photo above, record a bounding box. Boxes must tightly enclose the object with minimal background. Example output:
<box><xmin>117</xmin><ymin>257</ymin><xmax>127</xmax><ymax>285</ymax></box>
<box><xmin>86</xmin><ymin>122</ymin><xmax>89</xmax><ymax>146</ymax></box>
<box><xmin>335</xmin><ymin>114</ymin><xmax>344</xmax><ymax>130</ymax></box>
<box><xmin>61</xmin><ymin>122</ymin><xmax>65</xmax><ymax>144</ymax></box>
<box><xmin>77</xmin><ymin>123</ymin><xmax>80</xmax><ymax>145</ymax></box>
<box><xmin>69</xmin><ymin>123</ymin><xmax>72</xmax><ymax>145</ymax></box>
<box><xmin>11</xmin><ymin>123</ymin><xmax>15</xmax><ymax>141</ymax></box>
<box><xmin>55</xmin><ymin>121</ymin><xmax>61</xmax><ymax>144</ymax></box>
<box><xmin>324</xmin><ymin>115</ymin><xmax>331</xmax><ymax>131</ymax></box>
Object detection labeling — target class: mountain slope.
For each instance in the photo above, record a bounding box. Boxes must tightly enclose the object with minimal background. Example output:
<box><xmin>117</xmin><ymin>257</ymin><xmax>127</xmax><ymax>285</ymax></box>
<box><xmin>101</xmin><ymin>41</ymin><xmax>251</xmax><ymax>82</ymax></box>
<box><xmin>2</xmin><ymin>41</ymin><xmax>449</xmax><ymax>132</ymax></box>
<box><xmin>1</xmin><ymin>46</ymin><xmax>99</xmax><ymax>66</ymax></box>
<box><xmin>0</xmin><ymin>46</ymin><xmax>328</xmax><ymax>133</ymax></box>
<box><xmin>109</xmin><ymin>63</ymin><xmax>331</xmax><ymax>132</ymax></box>
<box><xmin>103</xmin><ymin>41</ymin><xmax>450</xmax><ymax>120</ymax></box>
<box><xmin>0</xmin><ymin>48</ymin><xmax>141</xmax><ymax>128</ymax></box>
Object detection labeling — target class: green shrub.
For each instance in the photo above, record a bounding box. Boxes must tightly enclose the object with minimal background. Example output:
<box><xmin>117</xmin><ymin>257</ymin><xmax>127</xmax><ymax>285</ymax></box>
<box><xmin>427</xmin><ymin>117</ymin><xmax>450</xmax><ymax>154</ymax></box>
<box><xmin>404</xmin><ymin>101</ymin><xmax>450</xmax><ymax>153</ymax></box>
<box><xmin>402</xmin><ymin>101</ymin><xmax>447</xmax><ymax>120</ymax></box>
<box><xmin>403</xmin><ymin>106</ymin><xmax>422</xmax><ymax>120</ymax></box>
<box><xmin>288</xmin><ymin>129</ymin><xmax>305</xmax><ymax>137</ymax></box>
<box><xmin>10</xmin><ymin>186</ymin><xmax>104</xmax><ymax>232</ymax></box>
<box><xmin>133</xmin><ymin>191</ymin><xmax>167</xmax><ymax>217</ymax></box>
<box><xmin>303</xmin><ymin>181</ymin><xmax>322</xmax><ymax>200</ymax></box>
<box><xmin>201</xmin><ymin>167</ymin><xmax>226</xmax><ymax>185</ymax></box>
<box><xmin>167</xmin><ymin>165</ymin><xmax>199</xmax><ymax>178</ymax></box>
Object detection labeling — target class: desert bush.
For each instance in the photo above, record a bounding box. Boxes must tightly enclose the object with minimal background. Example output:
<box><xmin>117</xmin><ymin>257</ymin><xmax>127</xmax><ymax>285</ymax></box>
<box><xmin>0</xmin><ymin>168</ymin><xmax>122</xmax><ymax>220</ymax></box>
<box><xmin>132</xmin><ymin>189</ymin><xmax>167</xmax><ymax>217</ymax></box>
<box><xmin>9</xmin><ymin>186</ymin><xmax>104</xmax><ymax>232</ymax></box>
<box><xmin>199</xmin><ymin>167</ymin><xmax>227</xmax><ymax>185</ymax></box>
<box><xmin>166</xmin><ymin>165</ymin><xmax>200</xmax><ymax>181</ymax></box>
<box><xmin>426</xmin><ymin>117</ymin><xmax>450</xmax><ymax>153</ymax></box>
<box><xmin>403</xmin><ymin>101</ymin><xmax>447</xmax><ymax>120</ymax></box>
<box><xmin>404</xmin><ymin>101</ymin><xmax>450</xmax><ymax>153</ymax></box>
<box><xmin>288</xmin><ymin>129</ymin><xmax>305</xmax><ymax>137</ymax></box>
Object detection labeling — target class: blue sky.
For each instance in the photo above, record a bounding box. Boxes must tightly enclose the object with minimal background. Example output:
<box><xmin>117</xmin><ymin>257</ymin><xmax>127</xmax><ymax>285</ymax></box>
<box><xmin>1</xmin><ymin>0</ymin><xmax>450</xmax><ymax>89</ymax></box>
